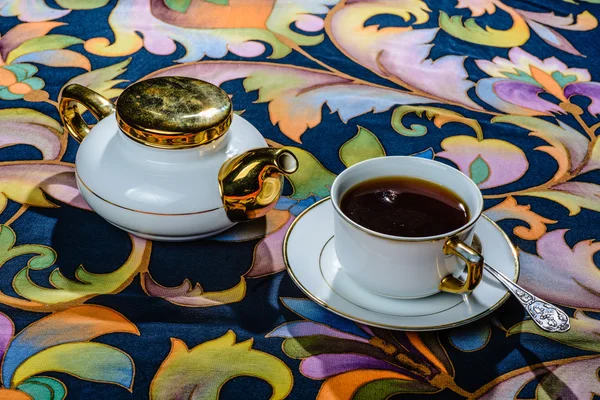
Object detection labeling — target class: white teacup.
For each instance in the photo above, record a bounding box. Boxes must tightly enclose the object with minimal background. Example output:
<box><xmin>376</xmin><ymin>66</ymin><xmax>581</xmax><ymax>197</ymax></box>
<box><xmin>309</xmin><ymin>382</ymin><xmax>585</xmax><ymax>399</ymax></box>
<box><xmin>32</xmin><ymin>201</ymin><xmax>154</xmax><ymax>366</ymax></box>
<box><xmin>331</xmin><ymin>156</ymin><xmax>484</xmax><ymax>299</ymax></box>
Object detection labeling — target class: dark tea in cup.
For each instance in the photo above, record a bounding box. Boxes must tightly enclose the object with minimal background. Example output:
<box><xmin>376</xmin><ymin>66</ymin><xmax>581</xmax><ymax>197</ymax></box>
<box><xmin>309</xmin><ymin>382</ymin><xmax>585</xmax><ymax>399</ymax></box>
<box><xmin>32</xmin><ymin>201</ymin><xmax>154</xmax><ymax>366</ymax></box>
<box><xmin>340</xmin><ymin>176</ymin><xmax>469</xmax><ymax>238</ymax></box>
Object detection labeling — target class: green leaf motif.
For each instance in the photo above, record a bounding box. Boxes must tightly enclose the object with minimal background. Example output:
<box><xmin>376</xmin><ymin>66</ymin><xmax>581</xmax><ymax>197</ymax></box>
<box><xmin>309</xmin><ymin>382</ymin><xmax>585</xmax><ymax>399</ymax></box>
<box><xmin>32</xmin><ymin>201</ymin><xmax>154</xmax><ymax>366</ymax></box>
<box><xmin>552</xmin><ymin>72</ymin><xmax>578</xmax><ymax>88</ymax></box>
<box><xmin>150</xmin><ymin>331</ymin><xmax>293</xmax><ymax>400</ymax></box>
<box><xmin>508</xmin><ymin>310</ymin><xmax>600</xmax><ymax>353</ymax></box>
<box><xmin>6</xmin><ymin>35</ymin><xmax>83</xmax><ymax>64</ymax></box>
<box><xmin>13</xmin><ymin>234</ymin><xmax>149</xmax><ymax>304</ymax></box>
<box><xmin>470</xmin><ymin>156</ymin><xmax>490</xmax><ymax>185</ymax></box>
<box><xmin>281</xmin><ymin>337</ymin><xmax>315</xmax><ymax>359</ymax></box>
<box><xmin>284</xmin><ymin>146</ymin><xmax>336</xmax><ymax>199</ymax></box>
<box><xmin>16</xmin><ymin>376</ymin><xmax>66</xmax><ymax>400</ymax></box>
<box><xmin>340</xmin><ymin>126</ymin><xmax>385</xmax><ymax>167</ymax></box>
<box><xmin>392</xmin><ymin>106</ymin><xmax>483</xmax><ymax>140</ymax></box>
<box><xmin>438</xmin><ymin>10</ymin><xmax>530</xmax><ymax>47</ymax></box>
<box><xmin>503</xmin><ymin>69</ymin><xmax>539</xmax><ymax>86</ymax></box>
<box><xmin>3</xmin><ymin>64</ymin><xmax>37</xmax><ymax>81</ymax></box>
<box><xmin>55</xmin><ymin>0</ymin><xmax>109</xmax><ymax>9</ymax></box>
<box><xmin>0</xmin><ymin>225</ymin><xmax>56</xmax><ymax>272</ymax></box>
<box><xmin>164</xmin><ymin>0</ymin><xmax>192</xmax><ymax>12</ymax></box>
<box><xmin>392</xmin><ymin>106</ymin><xmax>427</xmax><ymax>137</ymax></box>
<box><xmin>281</xmin><ymin>336</ymin><xmax>378</xmax><ymax>360</ymax></box>
<box><xmin>354</xmin><ymin>379</ymin><xmax>439</xmax><ymax>399</ymax></box>
<box><xmin>165</xmin><ymin>0</ymin><xmax>227</xmax><ymax>9</ymax></box>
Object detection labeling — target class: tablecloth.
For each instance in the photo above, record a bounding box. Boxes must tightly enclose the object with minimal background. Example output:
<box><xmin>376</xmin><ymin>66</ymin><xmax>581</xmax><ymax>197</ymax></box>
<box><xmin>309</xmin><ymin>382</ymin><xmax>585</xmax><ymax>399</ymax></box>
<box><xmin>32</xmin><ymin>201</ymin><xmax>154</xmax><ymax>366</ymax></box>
<box><xmin>1</xmin><ymin>0</ymin><xmax>600</xmax><ymax>398</ymax></box>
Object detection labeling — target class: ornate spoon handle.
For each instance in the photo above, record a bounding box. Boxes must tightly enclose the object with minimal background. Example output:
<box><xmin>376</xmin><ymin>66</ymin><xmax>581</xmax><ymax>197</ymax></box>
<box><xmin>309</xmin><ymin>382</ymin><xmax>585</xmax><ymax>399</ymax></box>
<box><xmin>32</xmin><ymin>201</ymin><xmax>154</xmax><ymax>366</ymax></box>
<box><xmin>484</xmin><ymin>263</ymin><xmax>570</xmax><ymax>333</ymax></box>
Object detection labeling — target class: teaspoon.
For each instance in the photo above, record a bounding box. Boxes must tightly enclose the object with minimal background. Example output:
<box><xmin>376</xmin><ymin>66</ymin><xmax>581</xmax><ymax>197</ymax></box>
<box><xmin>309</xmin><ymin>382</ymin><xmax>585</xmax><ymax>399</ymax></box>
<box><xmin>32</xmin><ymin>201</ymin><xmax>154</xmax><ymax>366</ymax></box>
<box><xmin>484</xmin><ymin>262</ymin><xmax>570</xmax><ymax>333</ymax></box>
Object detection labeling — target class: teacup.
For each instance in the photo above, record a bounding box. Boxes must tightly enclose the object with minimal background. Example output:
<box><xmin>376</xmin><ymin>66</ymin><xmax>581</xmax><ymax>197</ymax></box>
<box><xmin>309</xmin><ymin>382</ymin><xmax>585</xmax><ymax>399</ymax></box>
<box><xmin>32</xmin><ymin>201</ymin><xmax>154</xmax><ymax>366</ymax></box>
<box><xmin>330</xmin><ymin>156</ymin><xmax>484</xmax><ymax>299</ymax></box>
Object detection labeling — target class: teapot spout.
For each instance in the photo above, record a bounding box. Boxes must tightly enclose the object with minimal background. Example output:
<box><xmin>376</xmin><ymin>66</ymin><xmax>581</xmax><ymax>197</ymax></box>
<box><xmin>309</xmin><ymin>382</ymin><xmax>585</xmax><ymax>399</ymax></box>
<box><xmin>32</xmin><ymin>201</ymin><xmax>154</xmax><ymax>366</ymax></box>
<box><xmin>218</xmin><ymin>148</ymin><xmax>298</xmax><ymax>222</ymax></box>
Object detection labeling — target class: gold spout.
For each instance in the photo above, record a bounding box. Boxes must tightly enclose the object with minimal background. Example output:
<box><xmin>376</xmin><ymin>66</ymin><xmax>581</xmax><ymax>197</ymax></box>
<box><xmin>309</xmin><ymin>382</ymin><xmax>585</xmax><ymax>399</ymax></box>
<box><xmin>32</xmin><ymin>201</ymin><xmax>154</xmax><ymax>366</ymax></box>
<box><xmin>218</xmin><ymin>148</ymin><xmax>298</xmax><ymax>222</ymax></box>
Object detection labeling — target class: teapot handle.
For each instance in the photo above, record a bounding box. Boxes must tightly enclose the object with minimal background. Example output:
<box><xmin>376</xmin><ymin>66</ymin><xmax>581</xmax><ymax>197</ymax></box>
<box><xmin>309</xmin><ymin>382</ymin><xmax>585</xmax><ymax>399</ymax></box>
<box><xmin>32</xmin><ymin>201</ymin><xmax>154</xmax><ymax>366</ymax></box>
<box><xmin>59</xmin><ymin>84</ymin><xmax>116</xmax><ymax>143</ymax></box>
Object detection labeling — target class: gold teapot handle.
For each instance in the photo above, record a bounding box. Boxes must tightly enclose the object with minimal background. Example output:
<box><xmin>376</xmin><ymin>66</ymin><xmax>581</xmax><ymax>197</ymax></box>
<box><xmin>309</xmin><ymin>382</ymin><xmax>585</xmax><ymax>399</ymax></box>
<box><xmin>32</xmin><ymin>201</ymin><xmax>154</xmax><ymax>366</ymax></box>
<box><xmin>59</xmin><ymin>84</ymin><xmax>116</xmax><ymax>143</ymax></box>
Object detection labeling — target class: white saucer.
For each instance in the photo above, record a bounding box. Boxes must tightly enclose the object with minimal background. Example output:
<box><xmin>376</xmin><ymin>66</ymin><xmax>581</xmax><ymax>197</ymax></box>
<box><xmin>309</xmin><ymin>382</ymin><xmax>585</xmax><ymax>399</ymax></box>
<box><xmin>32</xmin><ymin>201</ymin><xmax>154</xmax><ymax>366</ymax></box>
<box><xmin>284</xmin><ymin>198</ymin><xmax>520</xmax><ymax>331</ymax></box>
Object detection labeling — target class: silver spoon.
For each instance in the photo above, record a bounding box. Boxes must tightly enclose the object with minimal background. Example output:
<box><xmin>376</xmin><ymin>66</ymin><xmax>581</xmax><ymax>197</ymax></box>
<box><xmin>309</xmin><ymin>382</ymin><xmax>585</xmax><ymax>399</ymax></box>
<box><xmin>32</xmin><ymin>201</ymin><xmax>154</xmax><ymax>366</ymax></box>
<box><xmin>484</xmin><ymin>262</ymin><xmax>570</xmax><ymax>333</ymax></box>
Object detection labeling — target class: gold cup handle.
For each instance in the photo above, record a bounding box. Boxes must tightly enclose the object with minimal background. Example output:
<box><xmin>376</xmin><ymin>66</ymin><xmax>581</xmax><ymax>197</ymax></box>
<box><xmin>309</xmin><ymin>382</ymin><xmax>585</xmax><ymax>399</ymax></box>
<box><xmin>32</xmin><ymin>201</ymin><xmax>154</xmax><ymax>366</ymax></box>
<box><xmin>439</xmin><ymin>238</ymin><xmax>484</xmax><ymax>294</ymax></box>
<box><xmin>59</xmin><ymin>84</ymin><xmax>116</xmax><ymax>143</ymax></box>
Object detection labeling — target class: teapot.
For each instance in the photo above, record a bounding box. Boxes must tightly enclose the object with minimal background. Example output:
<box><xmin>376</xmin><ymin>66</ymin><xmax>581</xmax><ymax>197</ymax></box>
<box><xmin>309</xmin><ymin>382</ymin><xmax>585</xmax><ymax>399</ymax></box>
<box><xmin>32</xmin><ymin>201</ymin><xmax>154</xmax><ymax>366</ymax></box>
<box><xmin>58</xmin><ymin>76</ymin><xmax>298</xmax><ymax>241</ymax></box>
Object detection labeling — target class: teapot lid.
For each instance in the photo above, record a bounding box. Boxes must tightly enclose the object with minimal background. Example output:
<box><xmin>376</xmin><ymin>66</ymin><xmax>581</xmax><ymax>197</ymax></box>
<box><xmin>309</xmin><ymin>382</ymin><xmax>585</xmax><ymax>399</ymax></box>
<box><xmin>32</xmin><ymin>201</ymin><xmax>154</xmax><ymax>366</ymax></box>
<box><xmin>115</xmin><ymin>76</ymin><xmax>232</xmax><ymax>149</ymax></box>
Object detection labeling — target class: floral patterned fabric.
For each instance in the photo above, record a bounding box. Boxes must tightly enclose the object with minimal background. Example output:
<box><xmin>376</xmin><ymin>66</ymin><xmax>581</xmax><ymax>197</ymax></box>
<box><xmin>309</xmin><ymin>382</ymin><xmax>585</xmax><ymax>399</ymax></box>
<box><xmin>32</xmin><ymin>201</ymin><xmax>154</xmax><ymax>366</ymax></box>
<box><xmin>0</xmin><ymin>0</ymin><xmax>600</xmax><ymax>398</ymax></box>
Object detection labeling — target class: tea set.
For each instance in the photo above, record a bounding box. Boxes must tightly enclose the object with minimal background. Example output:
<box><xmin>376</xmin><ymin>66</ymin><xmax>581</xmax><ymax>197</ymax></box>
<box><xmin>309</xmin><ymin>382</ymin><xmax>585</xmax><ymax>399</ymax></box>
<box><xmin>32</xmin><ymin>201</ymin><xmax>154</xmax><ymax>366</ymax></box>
<box><xmin>58</xmin><ymin>76</ymin><xmax>569</xmax><ymax>333</ymax></box>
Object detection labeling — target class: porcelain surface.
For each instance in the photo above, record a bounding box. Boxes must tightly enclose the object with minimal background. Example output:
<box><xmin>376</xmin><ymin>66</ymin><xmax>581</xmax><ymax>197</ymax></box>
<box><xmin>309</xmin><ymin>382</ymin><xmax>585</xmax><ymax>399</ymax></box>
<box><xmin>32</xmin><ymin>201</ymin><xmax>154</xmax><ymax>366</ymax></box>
<box><xmin>75</xmin><ymin>113</ymin><xmax>267</xmax><ymax>239</ymax></box>
<box><xmin>284</xmin><ymin>198</ymin><xmax>520</xmax><ymax>331</ymax></box>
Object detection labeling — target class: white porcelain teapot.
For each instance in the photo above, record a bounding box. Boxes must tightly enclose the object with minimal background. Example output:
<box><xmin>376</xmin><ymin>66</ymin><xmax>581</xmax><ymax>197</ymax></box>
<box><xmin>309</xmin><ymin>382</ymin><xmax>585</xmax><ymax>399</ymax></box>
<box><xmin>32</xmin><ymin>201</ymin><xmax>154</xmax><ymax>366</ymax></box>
<box><xmin>58</xmin><ymin>76</ymin><xmax>298</xmax><ymax>241</ymax></box>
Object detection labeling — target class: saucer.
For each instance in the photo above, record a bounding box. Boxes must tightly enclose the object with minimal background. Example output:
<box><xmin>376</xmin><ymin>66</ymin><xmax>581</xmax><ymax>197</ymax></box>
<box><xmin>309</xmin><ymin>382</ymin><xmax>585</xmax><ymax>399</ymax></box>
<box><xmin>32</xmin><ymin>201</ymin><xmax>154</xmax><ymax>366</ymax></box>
<box><xmin>283</xmin><ymin>198</ymin><xmax>520</xmax><ymax>331</ymax></box>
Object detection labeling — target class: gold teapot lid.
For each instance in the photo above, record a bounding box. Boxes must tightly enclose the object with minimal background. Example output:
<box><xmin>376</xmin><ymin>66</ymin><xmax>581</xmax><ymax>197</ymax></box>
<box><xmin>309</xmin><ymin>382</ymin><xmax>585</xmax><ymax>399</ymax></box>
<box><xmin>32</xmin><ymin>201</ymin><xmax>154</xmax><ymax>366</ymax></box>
<box><xmin>116</xmin><ymin>76</ymin><xmax>232</xmax><ymax>149</ymax></box>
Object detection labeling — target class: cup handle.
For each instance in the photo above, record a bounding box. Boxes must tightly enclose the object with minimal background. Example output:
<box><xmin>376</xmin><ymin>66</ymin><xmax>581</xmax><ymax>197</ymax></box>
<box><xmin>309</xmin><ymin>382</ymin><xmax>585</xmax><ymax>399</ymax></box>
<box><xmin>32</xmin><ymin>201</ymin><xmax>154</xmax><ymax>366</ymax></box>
<box><xmin>439</xmin><ymin>238</ymin><xmax>484</xmax><ymax>294</ymax></box>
